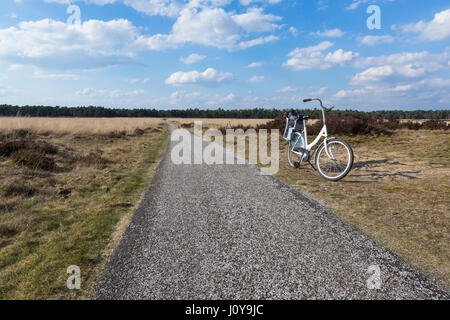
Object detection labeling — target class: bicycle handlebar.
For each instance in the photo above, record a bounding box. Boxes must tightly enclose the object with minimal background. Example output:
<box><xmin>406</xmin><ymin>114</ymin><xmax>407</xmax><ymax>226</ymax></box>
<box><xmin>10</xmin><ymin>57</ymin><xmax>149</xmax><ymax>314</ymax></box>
<box><xmin>303</xmin><ymin>98</ymin><xmax>334</xmax><ymax>112</ymax></box>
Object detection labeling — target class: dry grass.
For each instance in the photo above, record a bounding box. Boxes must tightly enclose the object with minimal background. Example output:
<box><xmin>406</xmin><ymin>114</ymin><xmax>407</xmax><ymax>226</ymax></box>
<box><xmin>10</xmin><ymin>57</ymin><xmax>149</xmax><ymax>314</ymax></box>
<box><xmin>0</xmin><ymin>120</ymin><xmax>168</xmax><ymax>299</ymax></box>
<box><xmin>171</xmin><ymin>118</ymin><xmax>271</xmax><ymax>129</ymax></box>
<box><xmin>0</xmin><ymin>117</ymin><xmax>164</xmax><ymax>135</ymax></box>
<box><xmin>275</xmin><ymin>130</ymin><xmax>449</xmax><ymax>289</ymax></box>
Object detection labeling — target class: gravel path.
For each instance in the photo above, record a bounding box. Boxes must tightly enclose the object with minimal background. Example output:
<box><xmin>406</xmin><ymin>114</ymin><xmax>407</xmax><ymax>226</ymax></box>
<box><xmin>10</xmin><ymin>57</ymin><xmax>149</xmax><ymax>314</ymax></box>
<box><xmin>96</xmin><ymin>123</ymin><xmax>448</xmax><ymax>300</ymax></box>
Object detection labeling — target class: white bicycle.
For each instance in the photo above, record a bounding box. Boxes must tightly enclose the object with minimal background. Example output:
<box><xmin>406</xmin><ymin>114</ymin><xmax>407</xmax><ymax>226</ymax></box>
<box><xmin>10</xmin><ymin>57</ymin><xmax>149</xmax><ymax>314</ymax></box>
<box><xmin>284</xmin><ymin>98</ymin><xmax>354</xmax><ymax>181</ymax></box>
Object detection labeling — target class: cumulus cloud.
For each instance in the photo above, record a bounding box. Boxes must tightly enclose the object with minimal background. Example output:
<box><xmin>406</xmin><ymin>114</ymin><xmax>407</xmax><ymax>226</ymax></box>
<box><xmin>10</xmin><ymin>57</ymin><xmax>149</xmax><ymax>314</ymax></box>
<box><xmin>289</xmin><ymin>26</ymin><xmax>298</xmax><ymax>36</ymax></box>
<box><xmin>232</xmin><ymin>7</ymin><xmax>282</xmax><ymax>33</ymax></box>
<box><xmin>346</xmin><ymin>0</ymin><xmax>368</xmax><ymax>10</ymax></box>
<box><xmin>333</xmin><ymin>48</ymin><xmax>450</xmax><ymax>106</ymax></box>
<box><xmin>283</xmin><ymin>42</ymin><xmax>358</xmax><ymax>71</ymax></box>
<box><xmin>165</xmin><ymin>67</ymin><xmax>233</xmax><ymax>86</ymax></box>
<box><xmin>398</xmin><ymin>9</ymin><xmax>450</xmax><ymax>41</ymax></box>
<box><xmin>360</xmin><ymin>35</ymin><xmax>394</xmax><ymax>46</ymax></box>
<box><xmin>1</xmin><ymin>5</ymin><xmax>282</xmax><ymax>71</ymax></box>
<box><xmin>0</xmin><ymin>19</ymin><xmax>137</xmax><ymax>70</ymax></box>
<box><xmin>180</xmin><ymin>53</ymin><xmax>206</xmax><ymax>64</ymax></box>
<box><xmin>354</xmin><ymin>51</ymin><xmax>449</xmax><ymax>81</ymax></box>
<box><xmin>247</xmin><ymin>62</ymin><xmax>264</xmax><ymax>68</ymax></box>
<box><xmin>76</xmin><ymin>87</ymin><xmax>144</xmax><ymax>98</ymax></box>
<box><xmin>278</xmin><ymin>86</ymin><xmax>297</xmax><ymax>93</ymax></box>
<box><xmin>133</xmin><ymin>6</ymin><xmax>281</xmax><ymax>51</ymax></box>
<box><xmin>313</xmin><ymin>28</ymin><xmax>345</xmax><ymax>38</ymax></box>
<box><xmin>247</xmin><ymin>75</ymin><xmax>265</xmax><ymax>83</ymax></box>
<box><xmin>239</xmin><ymin>0</ymin><xmax>282</xmax><ymax>5</ymax></box>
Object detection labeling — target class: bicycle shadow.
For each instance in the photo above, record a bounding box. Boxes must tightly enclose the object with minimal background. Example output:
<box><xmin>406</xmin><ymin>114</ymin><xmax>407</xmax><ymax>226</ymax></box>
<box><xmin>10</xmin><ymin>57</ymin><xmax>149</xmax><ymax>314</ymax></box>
<box><xmin>347</xmin><ymin>159</ymin><xmax>421</xmax><ymax>181</ymax></box>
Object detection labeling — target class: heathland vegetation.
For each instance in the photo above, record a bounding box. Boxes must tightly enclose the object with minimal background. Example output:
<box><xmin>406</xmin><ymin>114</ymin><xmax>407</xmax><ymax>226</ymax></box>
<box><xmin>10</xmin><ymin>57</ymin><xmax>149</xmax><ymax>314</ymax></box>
<box><xmin>0</xmin><ymin>119</ymin><xmax>168</xmax><ymax>298</ymax></box>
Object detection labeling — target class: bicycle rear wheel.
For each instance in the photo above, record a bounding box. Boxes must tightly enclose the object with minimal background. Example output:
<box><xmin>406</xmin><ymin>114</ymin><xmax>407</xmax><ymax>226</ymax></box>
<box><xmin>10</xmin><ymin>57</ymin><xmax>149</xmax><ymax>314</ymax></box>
<box><xmin>287</xmin><ymin>144</ymin><xmax>302</xmax><ymax>168</ymax></box>
<box><xmin>315</xmin><ymin>138</ymin><xmax>353</xmax><ymax>181</ymax></box>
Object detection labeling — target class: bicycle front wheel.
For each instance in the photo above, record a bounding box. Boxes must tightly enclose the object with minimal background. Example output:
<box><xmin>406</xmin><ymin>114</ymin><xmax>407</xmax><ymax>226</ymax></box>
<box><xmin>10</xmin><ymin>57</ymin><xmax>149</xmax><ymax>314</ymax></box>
<box><xmin>315</xmin><ymin>138</ymin><xmax>353</xmax><ymax>181</ymax></box>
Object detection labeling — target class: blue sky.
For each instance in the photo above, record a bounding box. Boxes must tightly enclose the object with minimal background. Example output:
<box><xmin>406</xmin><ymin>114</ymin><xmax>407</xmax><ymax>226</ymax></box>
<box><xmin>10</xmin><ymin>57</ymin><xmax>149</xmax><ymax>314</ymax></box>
<box><xmin>0</xmin><ymin>0</ymin><xmax>449</xmax><ymax>110</ymax></box>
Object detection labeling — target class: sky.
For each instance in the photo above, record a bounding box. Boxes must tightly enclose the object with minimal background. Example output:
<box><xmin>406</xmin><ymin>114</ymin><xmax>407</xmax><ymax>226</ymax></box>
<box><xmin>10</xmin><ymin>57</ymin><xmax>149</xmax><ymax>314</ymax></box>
<box><xmin>0</xmin><ymin>0</ymin><xmax>449</xmax><ymax>110</ymax></box>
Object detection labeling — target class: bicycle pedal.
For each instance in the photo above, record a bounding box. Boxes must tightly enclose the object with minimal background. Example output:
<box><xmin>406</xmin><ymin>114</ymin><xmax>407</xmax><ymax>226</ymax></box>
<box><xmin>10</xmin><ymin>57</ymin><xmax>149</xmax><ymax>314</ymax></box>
<box><xmin>294</xmin><ymin>162</ymin><xmax>300</xmax><ymax>168</ymax></box>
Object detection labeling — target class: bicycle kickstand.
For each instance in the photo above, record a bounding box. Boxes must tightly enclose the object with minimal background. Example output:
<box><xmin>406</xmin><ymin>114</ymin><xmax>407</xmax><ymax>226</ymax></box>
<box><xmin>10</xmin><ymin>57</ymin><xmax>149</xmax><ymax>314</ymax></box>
<box><xmin>307</xmin><ymin>159</ymin><xmax>317</xmax><ymax>171</ymax></box>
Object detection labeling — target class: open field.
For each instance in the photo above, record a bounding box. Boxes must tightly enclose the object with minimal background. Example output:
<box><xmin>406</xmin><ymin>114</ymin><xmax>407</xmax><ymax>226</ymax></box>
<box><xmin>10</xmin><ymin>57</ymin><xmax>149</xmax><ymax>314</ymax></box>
<box><xmin>0</xmin><ymin>119</ymin><xmax>168</xmax><ymax>299</ymax></box>
<box><xmin>0</xmin><ymin>117</ymin><xmax>164</xmax><ymax>135</ymax></box>
<box><xmin>180</xmin><ymin>119</ymin><xmax>449</xmax><ymax>289</ymax></box>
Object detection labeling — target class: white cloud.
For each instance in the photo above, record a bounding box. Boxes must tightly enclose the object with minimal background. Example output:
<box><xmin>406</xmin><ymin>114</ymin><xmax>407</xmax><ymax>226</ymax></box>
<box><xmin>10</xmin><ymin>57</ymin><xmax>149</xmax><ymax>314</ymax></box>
<box><xmin>169</xmin><ymin>90</ymin><xmax>201</xmax><ymax>104</ymax></box>
<box><xmin>134</xmin><ymin>6</ymin><xmax>281</xmax><ymax>51</ymax></box>
<box><xmin>333</xmin><ymin>48</ymin><xmax>450</xmax><ymax>106</ymax></box>
<box><xmin>278</xmin><ymin>86</ymin><xmax>297</xmax><ymax>93</ymax></box>
<box><xmin>237</xmin><ymin>35</ymin><xmax>279</xmax><ymax>50</ymax></box>
<box><xmin>334</xmin><ymin>77</ymin><xmax>450</xmax><ymax>102</ymax></box>
<box><xmin>125</xmin><ymin>77</ymin><xmax>150</xmax><ymax>84</ymax></box>
<box><xmin>165</xmin><ymin>67</ymin><xmax>233</xmax><ymax>85</ymax></box>
<box><xmin>351</xmin><ymin>65</ymin><xmax>394</xmax><ymax>84</ymax></box>
<box><xmin>123</xmin><ymin>0</ymin><xmax>182</xmax><ymax>17</ymax></box>
<box><xmin>399</xmin><ymin>9</ymin><xmax>450</xmax><ymax>41</ymax></box>
<box><xmin>240</xmin><ymin>0</ymin><xmax>282</xmax><ymax>6</ymax></box>
<box><xmin>76</xmin><ymin>87</ymin><xmax>144</xmax><ymax>98</ymax></box>
<box><xmin>309</xmin><ymin>86</ymin><xmax>327</xmax><ymax>95</ymax></box>
<box><xmin>180</xmin><ymin>53</ymin><xmax>206</xmax><ymax>64</ymax></box>
<box><xmin>325</xmin><ymin>49</ymin><xmax>358</xmax><ymax>64</ymax></box>
<box><xmin>360</xmin><ymin>35</ymin><xmax>394</xmax><ymax>46</ymax></box>
<box><xmin>33</xmin><ymin>70</ymin><xmax>80</xmax><ymax>80</ymax></box>
<box><xmin>354</xmin><ymin>51</ymin><xmax>449</xmax><ymax>80</ymax></box>
<box><xmin>314</xmin><ymin>28</ymin><xmax>345</xmax><ymax>38</ymax></box>
<box><xmin>125</xmin><ymin>78</ymin><xmax>140</xmax><ymax>84</ymax></box>
<box><xmin>247</xmin><ymin>75</ymin><xmax>265</xmax><ymax>83</ymax></box>
<box><xmin>289</xmin><ymin>26</ymin><xmax>298</xmax><ymax>36</ymax></box>
<box><xmin>283</xmin><ymin>41</ymin><xmax>358</xmax><ymax>71</ymax></box>
<box><xmin>218</xmin><ymin>93</ymin><xmax>236</xmax><ymax>103</ymax></box>
<box><xmin>0</xmin><ymin>19</ymin><xmax>137</xmax><ymax>70</ymax></box>
<box><xmin>247</xmin><ymin>61</ymin><xmax>264</xmax><ymax>68</ymax></box>
<box><xmin>232</xmin><ymin>7</ymin><xmax>282</xmax><ymax>33</ymax></box>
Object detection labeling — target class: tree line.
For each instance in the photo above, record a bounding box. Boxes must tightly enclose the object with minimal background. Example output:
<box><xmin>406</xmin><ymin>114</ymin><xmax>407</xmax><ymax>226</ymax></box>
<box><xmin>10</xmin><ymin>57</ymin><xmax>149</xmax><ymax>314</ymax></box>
<box><xmin>0</xmin><ymin>105</ymin><xmax>448</xmax><ymax>119</ymax></box>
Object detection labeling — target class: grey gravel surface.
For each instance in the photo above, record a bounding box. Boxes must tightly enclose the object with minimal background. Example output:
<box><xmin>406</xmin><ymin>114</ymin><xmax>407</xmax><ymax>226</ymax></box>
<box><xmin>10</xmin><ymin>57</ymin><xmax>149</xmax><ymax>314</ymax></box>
<box><xmin>96</xmin><ymin>123</ymin><xmax>448</xmax><ymax>300</ymax></box>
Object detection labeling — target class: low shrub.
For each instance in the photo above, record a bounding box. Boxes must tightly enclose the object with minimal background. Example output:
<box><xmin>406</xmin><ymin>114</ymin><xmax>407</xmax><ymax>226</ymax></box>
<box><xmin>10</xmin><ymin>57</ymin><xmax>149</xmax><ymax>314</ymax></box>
<box><xmin>0</xmin><ymin>139</ymin><xmax>58</xmax><ymax>157</ymax></box>
<box><xmin>71</xmin><ymin>152</ymin><xmax>108</xmax><ymax>169</ymax></box>
<box><xmin>237</xmin><ymin>114</ymin><xmax>449</xmax><ymax>136</ymax></box>
<box><xmin>1</xmin><ymin>179</ymin><xmax>35</xmax><ymax>197</ymax></box>
<box><xmin>105</xmin><ymin>131</ymin><xmax>127</xmax><ymax>139</ymax></box>
<box><xmin>134</xmin><ymin>128</ymin><xmax>145</xmax><ymax>136</ymax></box>
<box><xmin>0</xmin><ymin>225</ymin><xmax>18</xmax><ymax>238</ymax></box>
<box><xmin>10</xmin><ymin>149</ymin><xmax>55</xmax><ymax>171</ymax></box>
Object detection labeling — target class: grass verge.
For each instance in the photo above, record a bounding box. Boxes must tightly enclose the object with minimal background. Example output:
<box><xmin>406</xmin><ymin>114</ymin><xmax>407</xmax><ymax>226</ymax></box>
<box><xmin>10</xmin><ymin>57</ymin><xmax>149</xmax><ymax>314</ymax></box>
<box><xmin>0</xmin><ymin>125</ymin><xmax>168</xmax><ymax>299</ymax></box>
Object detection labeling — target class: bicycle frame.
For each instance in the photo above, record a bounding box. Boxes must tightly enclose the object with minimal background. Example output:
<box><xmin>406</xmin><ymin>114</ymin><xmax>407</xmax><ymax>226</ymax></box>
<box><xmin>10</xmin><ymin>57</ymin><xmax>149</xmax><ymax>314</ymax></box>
<box><xmin>290</xmin><ymin>99</ymin><xmax>335</xmax><ymax>160</ymax></box>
